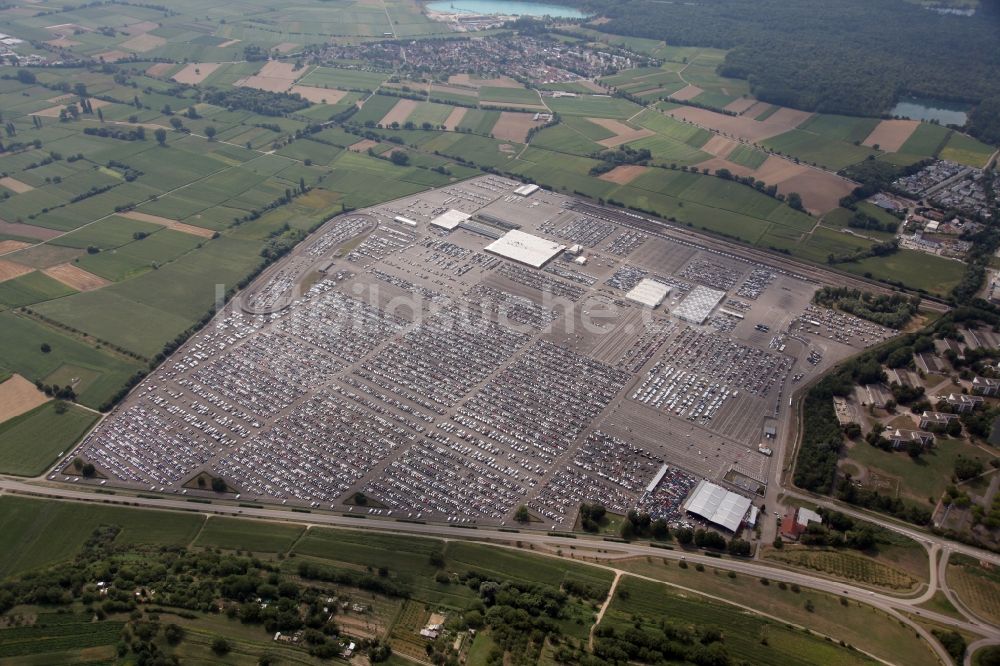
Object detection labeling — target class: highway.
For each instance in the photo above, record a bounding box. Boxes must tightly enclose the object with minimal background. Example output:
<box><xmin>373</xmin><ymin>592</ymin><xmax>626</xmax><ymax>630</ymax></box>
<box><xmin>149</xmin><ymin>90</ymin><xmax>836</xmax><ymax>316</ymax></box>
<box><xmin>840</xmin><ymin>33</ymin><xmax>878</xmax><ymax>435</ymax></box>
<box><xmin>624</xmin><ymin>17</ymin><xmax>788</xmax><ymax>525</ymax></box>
<box><xmin>2</xmin><ymin>475</ymin><xmax>997</xmax><ymax>665</ymax></box>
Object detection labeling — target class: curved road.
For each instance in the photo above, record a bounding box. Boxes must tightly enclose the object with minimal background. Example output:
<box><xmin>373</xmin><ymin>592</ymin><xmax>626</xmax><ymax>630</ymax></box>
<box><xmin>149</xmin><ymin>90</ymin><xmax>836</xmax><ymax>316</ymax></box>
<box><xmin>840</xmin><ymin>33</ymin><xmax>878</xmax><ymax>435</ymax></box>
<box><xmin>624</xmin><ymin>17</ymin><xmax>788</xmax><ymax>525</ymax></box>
<box><xmin>2</xmin><ymin>476</ymin><xmax>997</xmax><ymax>664</ymax></box>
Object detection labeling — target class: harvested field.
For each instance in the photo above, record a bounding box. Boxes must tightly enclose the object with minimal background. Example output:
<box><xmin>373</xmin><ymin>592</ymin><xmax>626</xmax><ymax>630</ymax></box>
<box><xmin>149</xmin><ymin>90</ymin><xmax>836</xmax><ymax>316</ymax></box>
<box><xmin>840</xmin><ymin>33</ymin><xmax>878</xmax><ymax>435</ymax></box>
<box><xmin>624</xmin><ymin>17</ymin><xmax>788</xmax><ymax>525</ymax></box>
<box><xmin>743</xmin><ymin>101</ymin><xmax>773</xmax><ymax>117</ymax></box>
<box><xmin>724</xmin><ymin>97</ymin><xmax>757</xmax><ymax>114</ymax></box>
<box><xmin>669</xmin><ymin>84</ymin><xmax>704</xmax><ymax>101</ymax></box>
<box><xmin>0</xmin><ymin>240</ymin><xmax>31</xmax><ymax>255</ymax></box>
<box><xmin>171</xmin><ymin>63</ymin><xmax>220</xmax><ymax>85</ymax></box>
<box><xmin>577</xmin><ymin>80</ymin><xmax>606</xmax><ymax>93</ymax></box>
<box><xmin>32</xmin><ymin>99</ymin><xmax>111</xmax><ymax>118</ymax></box>
<box><xmin>442</xmin><ymin>106</ymin><xmax>468</xmax><ymax>130</ymax></box>
<box><xmin>43</xmin><ymin>263</ymin><xmax>110</xmax><ymax>291</ymax></box>
<box><xmin>0</xmin><ymin>221</ymin><xmax>61</xmax><ymax>241</ymax></box>
<box><xmin>766</xmin><ymin>107</ymin><xmax>814</xmax><ymax>129</ymax></box>
<box><xmin>274</xmin><ymin>42</ymin><xmax>300</xmax><ymax>53</ymax></box>
<box><xmin>121</xmin><ymin>20</ymin><xmax>159</xmax><ymax>36</ymax></box>
<box><xmin>380</xmin><ymin>98</ymin><xmax>418</xmax><ymax>126</ymax></box>
<box><xmin>349</xmin><ymin>139</ymin><xmax>380</xmax><ymax>153</ymax></box>
<box><xmin>491</xmin><ymin>111</ymin><xmax>545</xmax><ymax>143</ymax></box>
<box><xmin>95</xmin><ymin>50</ymin><xmax>130</xmax><ymax>63</ymax></box>
<box><xmin>0</xmin><ymin>176</ymin><xmax>34</xmax><ymax>193</ymax></box>
<box><xmin>0</xmin><ymin>259</ymin><xmax>33</xmax><ymax>283</ymax></box>
<box><xmin>119</xmin><ymin>211</ymin><xmax>215</xmax><ymax>238</ymax></box>
<box><xmin>448</xmin><ymin>74</ymin><xmax>521</xmax><ymax>88</ymax></box>
<box><xmin>145</xmin><ymin>62</ymin><xmax>174</xmax><ymax>77</ymax></box>
<box><xmin>774</xmin><ymin>168</ymin><xmax>855</xmax><ymax>214</ymax></box>
<box><xmin>590</xmin><ymin>117</ymin><xmax>655</xmax><ymax>148</ymax></box>
<box><xmin>598</xmin><ymin>164</ymin><xmax>648</xmax><ymax>185</ymax></box>
<box><xmin>289</xmin><ymin>85</ymin><xmax>346</xmax><ymax>104</ymax></box>
<box><xmin>0</xmin><ymin>374</ymin><xmax>49</xmax><ymax>424</ymax></box>
<box><xmin>666</xmin><ymin>106</ymin><xmax>806</xmax><ymax>142</ymax></box>
<box><xmin>217</xmin><ymin>38</ymin><xmax>241</xmax><ymax>48</ymax></box>
<box><xmin>121</xmin><ymin>33</ymin><xmax>166</xmax><ymax>52</ymax></box>
<box><xmin>695</xmin><ymin>156</ymin><xmax>756</xmax><ymax>180</ymax></box>
<box><xmin>863</xmin><ymin>119</ymin><xmax>920</xmax><ymax>152</ymax></box>
<box><xmin>235</xmin><ymin>62</ymin><xmax>306</xmax><ymax>92</ymax></box>
<box><xmin>45</xmin><ymin>37</ymin><xmax>79</xmax><ymax>48</ymax></box>
<box><xmin>700</xmin><ymin>134</ymin><xmax>740</xmax><ymax>159</ymax></box>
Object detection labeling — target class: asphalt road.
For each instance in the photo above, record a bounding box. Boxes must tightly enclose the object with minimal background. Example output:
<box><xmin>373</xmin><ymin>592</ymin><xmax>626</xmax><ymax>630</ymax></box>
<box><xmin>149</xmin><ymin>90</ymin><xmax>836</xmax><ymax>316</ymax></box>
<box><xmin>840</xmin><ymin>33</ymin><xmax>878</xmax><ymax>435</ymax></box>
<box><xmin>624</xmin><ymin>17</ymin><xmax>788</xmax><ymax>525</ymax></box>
<box><xmin>2</xmin><ymin>475</ymin><xmax>997</xmax><ymax>665</ymax></box>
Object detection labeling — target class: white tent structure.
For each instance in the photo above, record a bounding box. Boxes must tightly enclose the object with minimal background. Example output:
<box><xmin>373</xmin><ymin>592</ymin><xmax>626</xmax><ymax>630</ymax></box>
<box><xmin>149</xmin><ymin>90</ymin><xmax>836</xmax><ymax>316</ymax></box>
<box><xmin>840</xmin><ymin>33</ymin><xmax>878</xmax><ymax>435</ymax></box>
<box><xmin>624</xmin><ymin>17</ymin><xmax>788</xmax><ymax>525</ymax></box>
<box><xmin>682</xmin><ymin>480</ymin><xmax>752</xmax><ymax>532</ymax></box>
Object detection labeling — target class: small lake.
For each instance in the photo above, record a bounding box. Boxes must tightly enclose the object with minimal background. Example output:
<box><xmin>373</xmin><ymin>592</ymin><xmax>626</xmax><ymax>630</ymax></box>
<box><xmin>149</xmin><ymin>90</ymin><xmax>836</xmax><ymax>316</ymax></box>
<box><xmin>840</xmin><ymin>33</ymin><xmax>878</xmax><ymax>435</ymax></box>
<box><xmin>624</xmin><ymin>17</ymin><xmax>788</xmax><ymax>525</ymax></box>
<box><xmin>426</xmin><ymin>0</ymin><xmax>589</xmax><ymax>18</ymax></box>
<box><xmin>890</xmin><ymin>97</ymin><xmax>969</xmax><ymax>126</ymax></box>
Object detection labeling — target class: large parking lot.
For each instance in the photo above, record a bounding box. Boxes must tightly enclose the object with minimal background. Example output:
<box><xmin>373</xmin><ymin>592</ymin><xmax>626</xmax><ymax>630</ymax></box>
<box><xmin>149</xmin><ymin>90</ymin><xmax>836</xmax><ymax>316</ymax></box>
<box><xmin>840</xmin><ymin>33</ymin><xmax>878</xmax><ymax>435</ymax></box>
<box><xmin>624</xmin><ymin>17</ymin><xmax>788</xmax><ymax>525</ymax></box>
<box><xmin>61</xmin><ymin>176</ymin><xmax>892</xmax><ymax>528</ymax></box>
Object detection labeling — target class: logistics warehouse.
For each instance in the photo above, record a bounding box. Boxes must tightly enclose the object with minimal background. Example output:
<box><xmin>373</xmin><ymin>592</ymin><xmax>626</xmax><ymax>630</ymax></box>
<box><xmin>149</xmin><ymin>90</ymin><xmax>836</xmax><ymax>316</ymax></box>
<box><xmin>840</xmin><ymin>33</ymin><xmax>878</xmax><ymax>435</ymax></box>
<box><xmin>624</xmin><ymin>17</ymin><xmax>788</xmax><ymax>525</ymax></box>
<box><xmin>484</xmin><ymin>229</ymin><xmax>566</xmax><ymax>269</ymax></box>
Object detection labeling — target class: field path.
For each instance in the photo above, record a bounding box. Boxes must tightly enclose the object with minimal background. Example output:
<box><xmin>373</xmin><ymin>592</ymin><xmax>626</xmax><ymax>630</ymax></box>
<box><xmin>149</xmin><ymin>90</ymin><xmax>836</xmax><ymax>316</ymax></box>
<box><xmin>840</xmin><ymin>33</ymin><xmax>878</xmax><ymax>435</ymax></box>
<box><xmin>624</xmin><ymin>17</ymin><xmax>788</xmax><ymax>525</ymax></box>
<box><xmin>588</xmin><ymin>570</ymin><xmax>622</xmax><ymax>650</ymax></box>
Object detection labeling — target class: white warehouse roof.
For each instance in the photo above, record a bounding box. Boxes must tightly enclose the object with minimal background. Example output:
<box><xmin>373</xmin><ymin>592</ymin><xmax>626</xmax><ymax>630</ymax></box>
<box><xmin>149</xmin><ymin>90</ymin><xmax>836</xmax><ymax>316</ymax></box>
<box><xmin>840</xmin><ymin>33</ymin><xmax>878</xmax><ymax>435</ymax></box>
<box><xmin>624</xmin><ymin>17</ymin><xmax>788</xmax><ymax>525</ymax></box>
<box><xmin>430</xmin><ymin>209</ymin><xmax>471</xmax><ymax>230</ymax></box>
<box><xmin>626</xmin><ymin>278</ymin><xmax>671</xmax><ymax>308</ymax></box>
<box><xmin>673</xmin><ymin>285</ymin><xmax>726</xmax><ymax>324</ymax></box>
<box><xmin>484</xmin><ymin>230</ymin><xmax>565</xmax><ymax>268</ymax></box>
<box><xmin>514</xmin><ymin>183</ymin><xmax>540</xmax><ymax>196</ymax></box>
<box><xmin>682</xmin><ymin>480</ymin><xmax>752</xmax><ymax>532</ymax></box>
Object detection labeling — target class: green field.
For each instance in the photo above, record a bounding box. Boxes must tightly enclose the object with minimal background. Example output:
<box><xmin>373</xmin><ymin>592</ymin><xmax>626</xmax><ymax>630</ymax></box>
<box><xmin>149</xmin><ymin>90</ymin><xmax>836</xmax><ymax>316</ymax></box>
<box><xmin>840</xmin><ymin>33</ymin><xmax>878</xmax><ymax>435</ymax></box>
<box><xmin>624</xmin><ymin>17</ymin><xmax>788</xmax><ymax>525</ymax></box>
<box><xmin>0</xmin><ymin>401</ymin><xmax>97</xmax><ymax>477</ymax></box>
<box><xmin>0</xmin><ymin>312</ymin><xmax>145</xmax><ymax>409</ymax></box>
<box><xmin>602</xmin><ymin>576</ymin><xmax>877</xmax><ymax>666</ymax></box>
<box><xmin>840</xmin><ymin>248</ymin><xmax>967</xmax><ymax>298</ymax></box>
<box><xmin>0</xmin><ymin>271</ymin><xmax>76</xmax><ymax>310</ymax></box>
<box><xmin>299</xmin><ymin>66</ymin><xmax>390</xmax><ymax>91</ymax></box>
<box><xmin>194</xmin><ymin>516</ymin><xmax>304</xmax><ymax>552</ymax></box>
<box><xmin>939</xmin><ymin>131</ymin><xmax>996</xmax><ymax>167</ymax></box>
<box><xmin>477</xmin><ymin>86</ymin><xmax>541</xmax><ymax>106</ymax></box>
<box><xmin>845</xmin><ymin>436</ymin><xmax>992</xmax><ymax>503</ymax></box>
<box><xmin>546</xmin><ymin>95</ymin><xmax>643</xmax><ymax>118</ymax></box>
<box><xmin>763</xmin><ymin>129</ymin><xmax>878</xmax><ymax>170</ymax></box>
<box><xmin>0</xmin><ymin>496</ymin><xmax>203</xmax><ymax>578</ymax></box>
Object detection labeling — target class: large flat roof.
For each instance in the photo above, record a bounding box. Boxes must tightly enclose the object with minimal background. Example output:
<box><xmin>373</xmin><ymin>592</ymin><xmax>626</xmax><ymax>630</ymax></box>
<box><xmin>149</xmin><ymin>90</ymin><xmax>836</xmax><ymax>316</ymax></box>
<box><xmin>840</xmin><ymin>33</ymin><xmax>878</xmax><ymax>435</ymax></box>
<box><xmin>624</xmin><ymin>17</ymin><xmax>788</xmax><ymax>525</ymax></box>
<box><xmin>683</xmin><ymin>479</ymin><xmax>751</xmax><ymax>532</ymax></box>
<box><xmin>430</xmin><ymin>209</ymin><xmax>471</xmax><ymax>230</ymax></box>
<box><xmin>484</xmin><ymin>230</ymin><xmax>566</xmax><ymax>268</ymax></box>
<box><xmin>673</xmin><ymin>285</ymin><xmax>726</xmax><ymax>324</ymax></box>
<box><xmin>626</xmin><ymin>278</ymin><xmax>671</xmax><ymax>308</ymax></box>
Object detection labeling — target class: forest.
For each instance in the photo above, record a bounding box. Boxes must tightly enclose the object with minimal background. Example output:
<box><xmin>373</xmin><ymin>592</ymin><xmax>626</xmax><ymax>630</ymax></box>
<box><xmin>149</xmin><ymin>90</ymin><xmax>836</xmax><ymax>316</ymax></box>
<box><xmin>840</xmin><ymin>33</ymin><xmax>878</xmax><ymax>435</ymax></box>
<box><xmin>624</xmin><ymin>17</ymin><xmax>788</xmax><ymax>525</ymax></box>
<box><xmin>585</xmin><ymin>0</ymin><xmax>1000</xmax><ymax>122</ymax></box>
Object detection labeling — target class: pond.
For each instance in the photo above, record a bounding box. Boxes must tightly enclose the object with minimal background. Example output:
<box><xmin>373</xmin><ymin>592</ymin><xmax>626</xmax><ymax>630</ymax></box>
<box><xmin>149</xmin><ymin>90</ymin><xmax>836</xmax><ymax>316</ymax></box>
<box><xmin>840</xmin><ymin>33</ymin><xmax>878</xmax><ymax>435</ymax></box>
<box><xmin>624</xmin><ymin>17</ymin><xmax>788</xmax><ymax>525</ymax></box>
<box><xmin>889</xmin><ymin>96</ymin><xmax>969</xmax><ymax>126</ymax></box>
<box><xmin>426</xmin><ymin>0</ymin><xmax>590</xmax><ymax>19</ymax></box>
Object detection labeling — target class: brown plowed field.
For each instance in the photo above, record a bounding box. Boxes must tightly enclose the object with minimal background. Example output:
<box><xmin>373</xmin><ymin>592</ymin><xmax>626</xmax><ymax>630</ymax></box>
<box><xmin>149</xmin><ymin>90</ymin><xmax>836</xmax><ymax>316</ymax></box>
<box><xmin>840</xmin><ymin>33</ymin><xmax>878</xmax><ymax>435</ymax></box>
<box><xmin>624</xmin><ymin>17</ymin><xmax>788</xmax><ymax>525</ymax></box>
<box><xmin>289</xmin><ymin>85</ymin><xmax>346</xmax><ymax>104</ymax></box>
<box><xmin>43</xmin><ymin>263</ymin><xmax>109</xmax><ymax>291</ymax></box>
<box><xmin>0</xmin><ymin>259</ymin><xmax>34</xmax><ymax>283</ymax></box>
<box><xmin>588</xmin><ymin>117</ymin><xmax>653</xmax><ymax>148</ymax></box>
<box><xmin>380</xmin><ymin>99</ymin><xmax>418</xmax><ymax>126</ymax></box>
<box><xmin>863</xmin><ymin>119</ymin><xmax>920</xmax><ymax>152</ymax></box>
<box><xmin>171</xmin><ymin>63</ymin><xmax>220</xmax><ymax>85</ymax></box>
<box><xmin>491</xmin><ymin>111</ymin><xmax>545</xmax><ymax>143</ymax></box>
<box><xmin>598</xmin><ymin>165</ymin><xmax>648</xmax><ymax>184</ymax></box>
<box><xmin>0</xmin><ymin>374</ymin><xmax>49</xmax><ymax>424</ymax></box>
<box><xmin>669</xmin><ymin>84</ymin><xmax>704</xmax><ymax>101</ymax></box>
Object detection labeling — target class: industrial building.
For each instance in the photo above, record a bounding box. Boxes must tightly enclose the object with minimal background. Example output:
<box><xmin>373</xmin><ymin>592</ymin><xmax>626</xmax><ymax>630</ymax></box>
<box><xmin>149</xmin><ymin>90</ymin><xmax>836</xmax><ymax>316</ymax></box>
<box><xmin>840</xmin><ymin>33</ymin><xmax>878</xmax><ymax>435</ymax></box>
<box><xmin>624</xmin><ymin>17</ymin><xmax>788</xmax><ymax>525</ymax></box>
<box><xmin>429</xmin><ymin>209</ymin><xmax>471</xmax><ymax>231</ymax></box>
<box><xmin>682</xmin><ymin>480</ymin><xmax>752</xmax><ymax>532</ymax></box>
<box><xmin>484</xmin><ymin>230</ymin><xmax>566</xmax><ymax>268</ymax></box>
<box><xmin>514</xmin><ymin>183</ymin><xmax>540</xmax><ymax>197</ymax></box>
<box><xmin>625</xmin><ymin>278</ymin><xmax>671</xmax><ymax>308</ymax></box>
<box><xmin>672</xmin><ymin>285</ymin><xmax>726</xmax><ymax>324</ymax></box>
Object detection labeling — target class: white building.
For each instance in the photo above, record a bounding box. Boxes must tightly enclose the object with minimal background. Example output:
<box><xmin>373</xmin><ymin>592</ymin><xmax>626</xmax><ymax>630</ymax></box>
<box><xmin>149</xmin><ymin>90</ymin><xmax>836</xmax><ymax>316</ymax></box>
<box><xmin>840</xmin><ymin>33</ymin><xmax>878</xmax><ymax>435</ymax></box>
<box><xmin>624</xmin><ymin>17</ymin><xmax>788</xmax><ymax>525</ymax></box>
<box><xmin>484</xmin><ymin>230</ymin><xmax>566</xmax><ymax>268</ymax></box>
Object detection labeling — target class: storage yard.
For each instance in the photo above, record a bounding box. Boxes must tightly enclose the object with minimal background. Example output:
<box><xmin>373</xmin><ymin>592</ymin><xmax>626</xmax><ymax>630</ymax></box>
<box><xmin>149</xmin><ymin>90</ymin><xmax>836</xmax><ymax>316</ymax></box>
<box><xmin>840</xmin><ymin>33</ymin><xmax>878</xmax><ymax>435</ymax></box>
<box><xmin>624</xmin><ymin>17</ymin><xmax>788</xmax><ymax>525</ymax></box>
<box><xmin>61</xmin><ymin>176</ymin><xmax>892</xmax><ymax>530</ymax></box>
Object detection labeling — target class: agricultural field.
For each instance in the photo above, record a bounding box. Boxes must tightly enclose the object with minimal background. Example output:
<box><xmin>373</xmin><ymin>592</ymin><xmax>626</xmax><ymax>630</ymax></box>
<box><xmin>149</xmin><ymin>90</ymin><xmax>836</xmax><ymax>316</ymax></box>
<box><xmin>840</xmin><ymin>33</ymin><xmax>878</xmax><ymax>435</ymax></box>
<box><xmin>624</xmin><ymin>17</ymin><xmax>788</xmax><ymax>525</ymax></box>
<box><xmin>614</xmin><ymin>557</ymin><xmax>939</xmax><ymax>666</ymax></box>
<box><xmin>0</xmin><ymin>401</ymin><xmax>98</xmax><ymax>477</ymax></box>
<box><xmin>947</xmin><ymin>554</ymin><xmax>1000</xmax><ymax>627</ymax></box>
<box><xmin>193</xmin><ymin>516</ymin><xmax>305</xmax><ymax>553</ymax></box>
<box><xmin>602</xmin><ymin>575</ymin><xmax>879</xmax><ymax>666</ymax></box>
<box><xmin>763</xmin><ymin>547</ymin><xmax>919</xmax><ymax>591</ymax></box>
<box><xmin>0</xmin><ymin>496</ymin><xmax>202</xmax><ymax>579</ymax></box>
